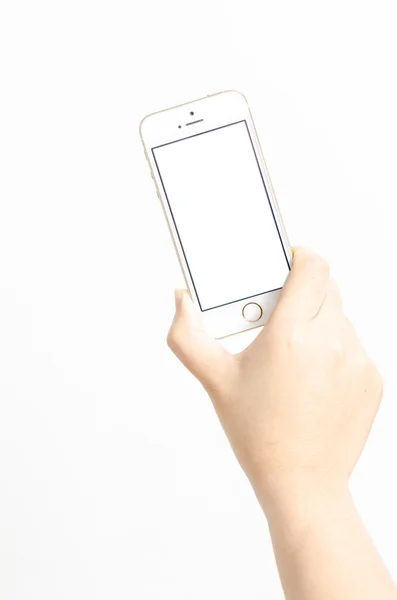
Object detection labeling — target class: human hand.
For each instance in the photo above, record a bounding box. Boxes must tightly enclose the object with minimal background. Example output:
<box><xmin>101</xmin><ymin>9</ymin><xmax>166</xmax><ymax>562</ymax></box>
<box><xmin>167</xmin><ymin>248</ymin><xmax>383</xmax><ymax>510</ymax></box>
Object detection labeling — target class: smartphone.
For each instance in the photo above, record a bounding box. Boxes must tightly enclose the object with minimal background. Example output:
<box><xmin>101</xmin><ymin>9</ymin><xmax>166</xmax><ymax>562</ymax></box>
<box><xmin>140</xmin><ymin>90</ymin><xmax>291</xmax><ymax>339</ymax></box>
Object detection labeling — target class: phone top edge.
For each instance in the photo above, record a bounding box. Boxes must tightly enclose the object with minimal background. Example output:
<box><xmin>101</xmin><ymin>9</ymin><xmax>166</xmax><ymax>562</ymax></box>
<box><xmin>139</xmin><ymin>90</ymin><xmax>248</xmax><ymax>140</ymax></box>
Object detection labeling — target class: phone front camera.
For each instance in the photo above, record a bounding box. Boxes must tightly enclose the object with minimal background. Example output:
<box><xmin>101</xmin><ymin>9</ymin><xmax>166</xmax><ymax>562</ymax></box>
<box><xmin>190</xmin><ymin>111</ymin><xmax>194</xmax><ymax>116</ymax></box>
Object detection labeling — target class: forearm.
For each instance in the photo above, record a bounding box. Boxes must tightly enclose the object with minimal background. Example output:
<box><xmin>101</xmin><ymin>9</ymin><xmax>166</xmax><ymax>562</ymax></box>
<box><xmin>257</xmin><ymin>474</ymin><xmax>397</xmax><ymax>600</ymax></box>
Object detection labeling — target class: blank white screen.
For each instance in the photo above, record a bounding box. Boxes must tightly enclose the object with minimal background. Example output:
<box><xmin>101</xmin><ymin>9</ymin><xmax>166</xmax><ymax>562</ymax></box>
<box><xmin>153</xmin><ymin>121</ymin><xmax>289</xmax><ymax>311</ymax></box>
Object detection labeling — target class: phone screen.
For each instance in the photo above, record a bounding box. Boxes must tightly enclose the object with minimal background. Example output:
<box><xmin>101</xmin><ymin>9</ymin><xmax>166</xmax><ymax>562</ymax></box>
<box><xmin>152</xmin><ymin>120</ymin><xmax>290</xmax><ymax>311</ymax></box>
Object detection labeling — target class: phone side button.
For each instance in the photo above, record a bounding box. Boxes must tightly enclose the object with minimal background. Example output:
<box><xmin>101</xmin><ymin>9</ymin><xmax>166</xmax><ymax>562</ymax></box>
<box><xmin>242</xmin><ymin>302</ymin><xmax>263</xmax><ymax>322</ymax></box>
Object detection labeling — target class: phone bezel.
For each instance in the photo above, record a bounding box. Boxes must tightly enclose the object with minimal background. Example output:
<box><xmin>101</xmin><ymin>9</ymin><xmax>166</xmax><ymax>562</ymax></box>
<box><xmin>140</xmin><ymin>90</ymin><xmax>292</xmax><ymax>339</ymax></box>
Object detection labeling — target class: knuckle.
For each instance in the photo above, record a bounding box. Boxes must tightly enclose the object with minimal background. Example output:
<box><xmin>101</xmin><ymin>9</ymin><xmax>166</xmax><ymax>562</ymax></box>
<box><xmin>313</xmin><ymin>256</ymin><xmax>330</xmax><ymax>279</ymax></box>
<box><xmin>349</xmin><ymin>348</ymin><xmax>369</xmax><ymax>372</ymax></box>
<box><xmin>166</xmin><ymin>326</ymin><xmax>181</xmax><ymax>353</ymax></box>
<box><xmin>370</xmin><ymin>363</ymin><xmax>384</xmax><ymax>397</ymax></box>
<box><xmin>349</xmin><ymin>349</ymin><xmax>382</xmax><ymax>386</ymax></box>
<box><xmin>376</xmin><ymin>372</ymin><xmax>384</xmax><ymax>396</ymax></box>
<box><xmin>360</xmin><ymin>359</ymin><xmax>384</xmax><ymax>409</ymax></box>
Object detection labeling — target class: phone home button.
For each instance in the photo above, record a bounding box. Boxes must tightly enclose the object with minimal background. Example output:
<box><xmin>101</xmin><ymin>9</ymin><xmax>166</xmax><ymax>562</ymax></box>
<box><xmin>242</xmin><ymin>302</ymin><xmax>263</xmax><ymax>322</ymax></box>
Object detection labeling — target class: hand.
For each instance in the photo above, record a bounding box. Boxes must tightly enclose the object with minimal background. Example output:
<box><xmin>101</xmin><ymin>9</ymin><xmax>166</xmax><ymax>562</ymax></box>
<box><xmin>167</xmin><ymin>248</ymin><xmax>383</xmax><ymax>509</ymax></box>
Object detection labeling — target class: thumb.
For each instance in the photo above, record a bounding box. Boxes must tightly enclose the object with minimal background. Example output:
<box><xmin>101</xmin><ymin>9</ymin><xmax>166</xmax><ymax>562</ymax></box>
<box><xmin>272</xmin><ymin>247</ymin><xmax>331</xmax><ymax>321</ymax></box>
<box><xmin>167</xmin><ymin>290</ymin><xmax>237</xmax><ymax>394</ymax></box>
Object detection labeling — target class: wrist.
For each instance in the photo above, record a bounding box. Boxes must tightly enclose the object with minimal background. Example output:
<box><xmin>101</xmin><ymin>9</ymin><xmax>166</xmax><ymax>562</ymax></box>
<box><xmin>253</xmin><ymin>469</ymin><xmax>352</xmax><ymax>525</ymax></box>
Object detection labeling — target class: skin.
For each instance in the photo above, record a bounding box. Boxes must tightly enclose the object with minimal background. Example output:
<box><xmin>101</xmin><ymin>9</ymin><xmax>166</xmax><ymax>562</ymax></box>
<box><xmin>167</xmin><ymin>247</ymin><xmax>396</xmax><ymax>600</ymax></box>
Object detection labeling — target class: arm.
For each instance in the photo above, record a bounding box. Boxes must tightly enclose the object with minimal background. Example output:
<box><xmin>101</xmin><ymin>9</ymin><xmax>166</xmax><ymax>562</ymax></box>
<box><xmin>167</xmin><ymin>247</ymin><xmax>396</xmax><ymax>600</ymax></box>
<box><xmin>264</xmin><ymin>476</ymin><xmax>396</xmax><ymax>600</ymax></box>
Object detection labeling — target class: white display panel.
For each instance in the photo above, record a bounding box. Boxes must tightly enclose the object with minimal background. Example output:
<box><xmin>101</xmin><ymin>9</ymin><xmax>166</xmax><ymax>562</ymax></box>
<box><xmin>152</xmin><ymin>121</ymin><xmax>289</xmax><ymax>311</ymax></box>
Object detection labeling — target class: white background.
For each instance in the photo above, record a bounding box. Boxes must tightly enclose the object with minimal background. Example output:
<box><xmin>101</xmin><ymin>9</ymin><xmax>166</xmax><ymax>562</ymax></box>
<box><xmin>0</xmin><ymin>1</ymin><xmax>396</xmax><ymax>598</ymax></box>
